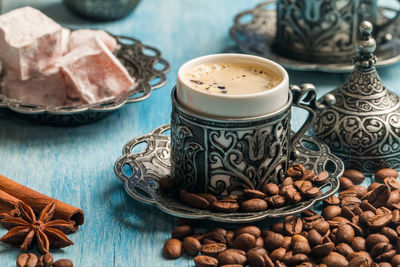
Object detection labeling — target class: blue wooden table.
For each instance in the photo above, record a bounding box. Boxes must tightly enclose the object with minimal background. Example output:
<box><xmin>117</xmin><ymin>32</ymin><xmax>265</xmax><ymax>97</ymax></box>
<box><xmin>1</xmin><ymin>0</ymin><xmax>400</xmax><ymax>266</ymax></box>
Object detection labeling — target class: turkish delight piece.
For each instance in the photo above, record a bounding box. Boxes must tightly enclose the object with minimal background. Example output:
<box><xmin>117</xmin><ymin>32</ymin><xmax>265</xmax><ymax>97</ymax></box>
<box><xmin>0</xmin><ymin>6</ymin><xmax>63</xmax><ymax>80</ymax></box>
<box><xmin>61</xmin><ymin>38</ymin><xmax>135</xmax><ymax>104</ymax></box>
<box><xmin>68</xmin><ymin>29</ymin><xmax>118</xmax><ymax>52</ymax></box>
<box><xmin>2</xmin><ymin>67</ymin><xmax>66</xmax><ymax>106</ymax></box>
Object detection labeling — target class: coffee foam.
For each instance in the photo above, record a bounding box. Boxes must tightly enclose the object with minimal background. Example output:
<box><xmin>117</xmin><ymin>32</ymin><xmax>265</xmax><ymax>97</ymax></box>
<box><xmin>183</xmin><ymin>63</ymin><xmax>282</xmax><ymax>95</ymax></box>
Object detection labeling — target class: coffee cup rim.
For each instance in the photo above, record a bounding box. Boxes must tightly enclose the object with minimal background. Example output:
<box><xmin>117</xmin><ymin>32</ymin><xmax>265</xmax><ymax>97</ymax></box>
<box><xmin>177</xmin><ymin>53</ymin><xmax>289</xmax><ymax>99</ymax></box>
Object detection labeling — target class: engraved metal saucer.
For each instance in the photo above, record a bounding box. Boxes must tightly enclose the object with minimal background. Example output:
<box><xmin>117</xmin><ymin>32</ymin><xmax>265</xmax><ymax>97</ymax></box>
<box><xmin>230</xmin><ymin>1</ymin><xmax>400</xmax><ymax>73</ymax></box>
<box><xmin>0</xmin><ymin>34</ymin><xmax>170</xmax><ymax>126</ymax></box>
<box><xmin>114</xmin><ymin>124</ymin><xmax>343</xmax><ymax>223</ymax></box>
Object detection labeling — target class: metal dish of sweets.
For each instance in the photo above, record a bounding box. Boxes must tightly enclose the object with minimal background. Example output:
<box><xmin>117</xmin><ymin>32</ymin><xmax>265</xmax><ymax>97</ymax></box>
<box><xmin>114</xmin><ymin>124</ymin><xmax>343</xmax><ymax>223</ymax></box>
<box><xmin>229</xmin><ymin>0</ymin><xmax>400</xmax><ymax>73</ymax></box>
<box><xmin>0</xmin><ymin>33</ymin><xmax>169</xmax><ymax>126</ymax></box>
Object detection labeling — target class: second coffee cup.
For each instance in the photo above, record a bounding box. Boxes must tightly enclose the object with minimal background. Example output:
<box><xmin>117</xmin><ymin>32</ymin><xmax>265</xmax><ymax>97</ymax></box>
<box><xmin>171</xmin><ymin>53</ymin><xmax>316</xmax><ymax>196</ymax></box>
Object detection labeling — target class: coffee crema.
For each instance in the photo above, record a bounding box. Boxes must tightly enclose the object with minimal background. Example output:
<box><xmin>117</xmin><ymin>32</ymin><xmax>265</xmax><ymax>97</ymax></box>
<box><xmin>183</xmin><ymin>63</ymin><xmax>282</xmax><ymax>95</ymax></box>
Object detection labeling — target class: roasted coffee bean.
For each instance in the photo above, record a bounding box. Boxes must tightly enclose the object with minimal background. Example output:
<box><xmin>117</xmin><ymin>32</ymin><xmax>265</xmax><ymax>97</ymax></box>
<box><xmin>200</xmin><ymin>243</ymin><xmax>227</xmax><ymax>257</ymax></box>
<box><xmin>348</xmin><ymin>255</ymin><xmax>369</xmax><ymax>267</ymax></box>
<box><xmin>233</xmin><ymin>233</ymin><xmax>256</xmax><ymax>251</ymax></box>
<box><xmin>255</xmin><ymin>236</ymin><xmax>263</xmax><ymax>247</ymax></box>
<box><xmin>368</xmin><ymin>182</ymin><xmax>381</xmax><ymax>191</ymax></box>
<box><xmin>335</xmin><ymin>242</ymin><xmax>354</xmax><ymax>258</ymax></box>
<box><xmin>313</xmin><ymin>220</ymin><xmax>330</xmax><ymax>236</ymax></box>
<box><xmin>307</xmin><ymin>229</ymin><xmax>323</xmax><ymax>246</ymax></box>
<box><xmin>183</xmin><ymin>236</ymin><xmax>202</xmax><ymax>256</ymax></box>
<box><xmin>263</xmin><ymin>230</ymin><xmax>284</xmax><ymax>250</ymax></box>
<box><xmin>52</xmin><ymin>259</ymin><xmax>73</xmax><ymax>267</ymax></box>
<box><xmin>348</xmin><ymin>185</ymin><xmax>367</xmax><ymax>198</ymax></box>
<box><xmin>322</xmin><ymin>206</ymin><xmax>342</xmax><ymax>220</ymax></box>
<box><xmin>292</xmin><ymin>234</ymin><xmax>311</xmax><ymax>254</ymax></box>
<box><xmin>343</xmin><ymin>170</ymin><xmax>365</xmax><ymax>184</ymax></box>
<box><xmin>217</xmin><ymin>249</ymin><xmax>247</xmax><ymax>266</ymax></box>
<box><xmin>267</xmin><ymin>195</ymin><xmax>285</xmax><ymax>207</ymax></box>
<box><xmin>193</xmin><ymin>255</ymin><xmax>218</xmax><ymax>267</ymax></box>
<box><xmin>240</xmin><ymin>198</ymin><xmax>267</xmax><ymax>212</ymax></box>
<box><xmin>181</xmin><ymin>190</ymin><xmax>210</xmax><ymax>209</ymax></box>
<box><xmin>212</xmin><ymin>200</ymin><xmax>239</xmax><ymax>212</ymax></box>
<box><xmin>368</xmin><ymin>184</ymin><xmax>391</xmax><ymax>208</ymax></box>
<box><xmin>339</xmin><ymin>189</ymin><xmax>358</xmax><ymax>199</ymax></box>
<box><xmin>324</xmin><ymin>196</ymin><xmax>340</xmax><ymax>205</ymax></box>
<box><xmin>302</xmin><ymin>169</ymin><xmax>316</xmax><ymax>181</ymax></box>
<box><xmin>368</xmin><ymin>213</ymin><xmax>392</xmax><ymax>229</ymax></box>
<box><xmin>163</xmin><ymin>239</ymin><xmax>182</xmax><ymax>259</ymax></box>
<box><xmin>371</xmin><ymin>242</ymin><xmax>393</xmax><ymax>258</ymax></box>
<box><xmin>172</xmin><ymin>225</ymin><xmax>194</xmax><ymax>239</ymax></box>
<box><xmin>281</xmin><ymin>177</ymin><xmax>294</xmax><ymax>187</ymax></box>
<box><xmin>384</xmin><ymin>177</ymin><xmax>400</xmax><ymax>190</ymax></box>
<box><xmin>335</xmin><ymin>224</ymin><xmax>355</xmax><ymax>244</ymax></box>
<box><xmin>347</xmin><ymin>251</ymin><xmax>373</xmax><ymax>264</ymax></box>
<box><xmin>294</xmin><ymin>180</ymin><xmax>312</xmax><ymax>191</ymax></box>
<box><xmin>226</xmin><ymin>231</ymin><xmax>234</xmax><ymax>247</ymax></box>
<box><xmin>375</xmin><ymin>168</ymin><xmax>398</xmax><ymax>182</ymax></box>
<box><xmin>360</xmin><ymin>200</ymin><xmax>376</xmax><ymax>212</ymax></box>
<box><xmin>270</xmin><ymin>222</ymin><xmax>284</xmax><ymax>234</ymax></box>
<box><xmin>311</xmin><ymin>242</ymin><xmax>334</xmax><ymax>257</ymax></box>
<box><xmin>339</xmin><ymin>177</ymin><xmax>354</xmax><ymax>190</ymax></box>
<box><xmin>203</xmin><ymin>231</ymin><xmax>226</xmax><ymax>244</ymax></box>
<box><xmin>37</xmin><ymin>253</ymin><xmax>53</xmax><ymax>267</ymax></box>
<box><xmin>302</xmin><ymin>187</ymin><xmax>321</xmax><ymax>198</ymax></box>
<box><xmin>16</xmin><ymin>253</ymin><xmax>38</xmax><ymax>267</ymax></box>
<box><xmin>235</xmin><ymin>226</ymin><xmax>261</xmax><ymax>238</ymax></box>
<box><xmin>286</xmin><ymin>163</ymin><xmax>305</xmax><ymax>178</ymax></box>
<box><xmin>381</xmin><ymin>227</ymin><xmax>398</xmax><ymax>241</ymax></box>
<box><xmin>313</xmin><ymin>171</ymin><xmax>330</xmax><ymax>186</ymax></box>
<box><xmin>388</xmin><ymin>190</ymin><xmax>400</xmax><ymax>207</ymax></box>
<box><xmin>322</xmin><ymin>252</ymin><xmax>348</xmax><ymax>267</ymax></box>
<box><xmin>270</xmin><ymin>247</ymin><xmax>286</xmax><ymax>262</ymax></box>
<box><xmin>243</xmin><ymin>189</ymin><xmax>265</xmax><ymax>199</ymax></box>
<box><xmin>247</xmin><ymin>247</ymin><xmax>267</xmax><ymax>267</ymax></box>
<box><xmin>209</xmin><ymin>227</ymin><xmax>227</xmax><ymax>237</ymax></box>
<box><xmin>366</xmin><ymin>234</ymin><xmax>389</xmax><ymax>248</ymax></box>
<box><xmin>284</xmin><ymin>215</ymin><xmax>303</xmax><ymax>235</ymax></box>
<box><xmin>198</xmin><ymin>193</ymin><xmax>217</xmax><ymax>205</ymax></box>
<box><xmin>262</xmin><ymin>183</ymin><xmax>279</xmax><ymax>196</ymax></box>
<box><xmin>285</xmin><ymin>187</ymin><xmax>302</xmax><ymax>203</ymax></box>
<box><xmin>378</xmin><ymin>262</ymin><xmax>392</xmax><ymax>267</ymax></box>
<box><xmin>283</xmin><ymin>252</ymin><xmax>308</xmax><ymax>265</ymax></box>
<box><xmin>351</xmin><ymin>236</ymin><xmax>366</xmax><ymax>252</ymax></box>
<box><xmin>392</xmin><ymin>254</ymin><xmax>400</xmax><ymax>266</ymax></box>
<box><xmin>341</xmin><ymin>206</ymin><xmax>356</xmax><ymax>220</ymax></box>
<box><xmin>282</xmin><ymin>236</ymin><xmax>292</xmax><ymax>250</ymax></box>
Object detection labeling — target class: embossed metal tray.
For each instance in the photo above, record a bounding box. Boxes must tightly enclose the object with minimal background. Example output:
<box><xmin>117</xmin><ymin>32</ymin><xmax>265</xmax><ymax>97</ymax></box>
<box><xmin>114</xmin><ymin>124</ymin><xmax>343</xmax><ymax>223</ymax></box>
<box><xmin>230</xmin><ymin>1</ymin><xmax>400</xmax><ymax>73</ymax></box>
<box><xmin>0</xmin><ymin>34</ymin><xmax>169</xmax><ymax>125</ymax></box>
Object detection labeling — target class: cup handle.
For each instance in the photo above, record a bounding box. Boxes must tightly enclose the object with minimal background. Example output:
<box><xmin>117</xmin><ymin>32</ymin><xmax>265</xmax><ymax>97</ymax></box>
<box><xmin>290</xmin><ymin>84</ymin><xmax>317</xmax><ymax>149</ymax></box>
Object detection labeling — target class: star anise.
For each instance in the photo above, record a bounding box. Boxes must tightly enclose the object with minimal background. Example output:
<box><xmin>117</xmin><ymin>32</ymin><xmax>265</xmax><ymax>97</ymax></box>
<box><xmin>0</xmin><ymin>202</ymin><xmax>74</xmax><ymax>254</ymax></box>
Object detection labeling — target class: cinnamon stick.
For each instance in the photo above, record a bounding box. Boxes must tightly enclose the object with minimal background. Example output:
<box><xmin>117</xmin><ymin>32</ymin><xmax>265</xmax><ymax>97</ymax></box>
<box><xmin>0</xmin><ymin>175</ymin><xmax>84</xmax><ymax>227</ymax></box>
<box><xmin>0</xmin><ymin>189</ymin><xmax>21</xmax><ymax>218</ymax></box>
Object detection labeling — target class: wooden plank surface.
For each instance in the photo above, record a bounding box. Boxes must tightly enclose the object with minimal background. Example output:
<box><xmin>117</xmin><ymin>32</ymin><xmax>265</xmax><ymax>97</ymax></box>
<box><xmin>0</xmin><ymin>0</ymin><xmax>398</xmax><ymax>266</ymax></box>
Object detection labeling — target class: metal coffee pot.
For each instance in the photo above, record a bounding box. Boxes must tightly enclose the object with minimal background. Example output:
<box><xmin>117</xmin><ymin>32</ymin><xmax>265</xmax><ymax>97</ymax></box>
<box><xmin>313</xmin><ymin>21</ymin><xmax>400</xmax><ymax>174</ymax></box>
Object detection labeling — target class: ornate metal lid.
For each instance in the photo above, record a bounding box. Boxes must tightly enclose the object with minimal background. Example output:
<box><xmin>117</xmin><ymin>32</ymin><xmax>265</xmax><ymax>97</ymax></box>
<box><xmin>313</xmin><ymin>21</ymin><xmax>400</xmax><ymax>174</ymax></box>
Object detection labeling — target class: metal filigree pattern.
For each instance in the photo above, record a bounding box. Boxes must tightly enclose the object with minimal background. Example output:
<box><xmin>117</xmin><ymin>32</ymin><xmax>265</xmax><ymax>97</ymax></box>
<box><xmin>0</xmin><ymin>34</ymin><xmax>170</xmax><ymax>126</ymax></box>
<box><xmin>114</xmin><ymin>124</ymin><xmax>343</xmax><ymax>223</ymax></box>
<box><xmin>169</xmin><ymin>84</ymin><xmax>318</xmax><ymax>196</ymax></box>
<box><xmin>229</xmin><ymin>1</ymin><xmax>400</xmax><ymax>72</ymax></box>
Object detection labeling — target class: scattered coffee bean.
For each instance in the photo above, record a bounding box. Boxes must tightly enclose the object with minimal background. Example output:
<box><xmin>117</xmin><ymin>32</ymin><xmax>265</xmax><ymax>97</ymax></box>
<box><xmin>262</xmin><ymin>183</ymin><xmax>279</xmax><ymax>196</ymax></box>
<box><xmin>183</xmin><ymin>236</ymin><xmax>202</xmax><ymax>256</ymax></box>
<box><xmin>200</xmin><ymin>243</ymin><xmax>227</xmax><ymax>257</ymax></box>
<box><xmin>212</xmin><ymin>200</ymin><xmax>239</xmax><ymax>212</ymax></box>
<box><xmin>16</xmin><ymin>253</ymin><xmax>37</xmax><ymax>267</ymax></box>
<box><xmin>52</xmin><ymin>259</ymin><xmax>73</xmax><ymax>267</ymax></box>
<box><xmin>193</xmin><ymin>255</ymin><xmax>218</xmax><ymax>267</ymax></box>
<box><xmin>181</xmin><ymin>190</ymin><xmax>210</xmax><ymax>209</ymax></box>
<box><xmin>339</xmin><ymin>176</ymin><xmax>354</xmax><ymax>190</ymax></box>
<box><xmin>343</xmin><ymin>169</ymin><xmax>365</xmax><ymax>184</ymax></box>
<box><xmin>324</xmin><ymin>195</ymin><xmax>340</xmax><ymax>205</ymax></box>
<box><xmin>163</xmin><ymin>239</ymin><xmax>182</xmax><ymax>259</ymax></box>
<box><xmin>375</xmin><ymin>168</ymin><xmax>398</xmax><ymax>182</ymax></box>
<box><xmin>243</xmin><ymin>189</ymin><xmax>265</xmax><ymax>199</ymax></box>
<box><xmin>217</xmin><ymin>249</ymin><xmax>247</xmax><ymax>266</ymax></box>
<box><xmin>240</xmin><ymin>198</ymin><xmax>267</xmax><ymax>212</ymax></box>
<box><xmin>37</xmin><ymin>253</ymin><xmax>53</xmax><ymax>267</ymax></box>
<box><xmin>172</xmin><ymin>225</ymin><xmax>194</xmax><ymax>239</ymax></box>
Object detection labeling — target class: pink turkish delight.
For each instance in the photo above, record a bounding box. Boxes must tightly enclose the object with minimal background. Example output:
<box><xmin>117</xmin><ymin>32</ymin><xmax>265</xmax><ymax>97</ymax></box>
<box><xmin>61</xmin><ymin>28</ymin><xmax>71</xmax><ymax>55</ymax></box>
<box><xmin>2</xmin><ymin>67</ymin><xmax>66</xmax><ymax>106</ymax></box>
<box><xmin>0</xmin><ymin>6</ymin><xmax>63</xmax><ymax>80</ymax></box>
<box><xmin>61</xmin><ymin>37</ymin><xmax>135</xmax><ymax>104</ymax></box>
<box><xmin>68</xmin><ymin>29</ymin><xmax>118</xmax><ymax>52</ymax></box>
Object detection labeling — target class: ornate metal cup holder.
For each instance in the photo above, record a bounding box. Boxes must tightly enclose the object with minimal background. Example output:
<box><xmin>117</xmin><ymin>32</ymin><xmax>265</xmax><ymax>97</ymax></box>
<box><xmin>230</xmin><ymin>1</ymin><xmax>400</xmax><ymax>73</ymax></box>
<box><xmin>114</xmin><ymin>124</ymin><xmax>343</xmax><ymax>223</ymax></box>
<box><xmin>0</xmin><ymin>34</ymin><xmax>170</xmax><ymax>125</ymax></box>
